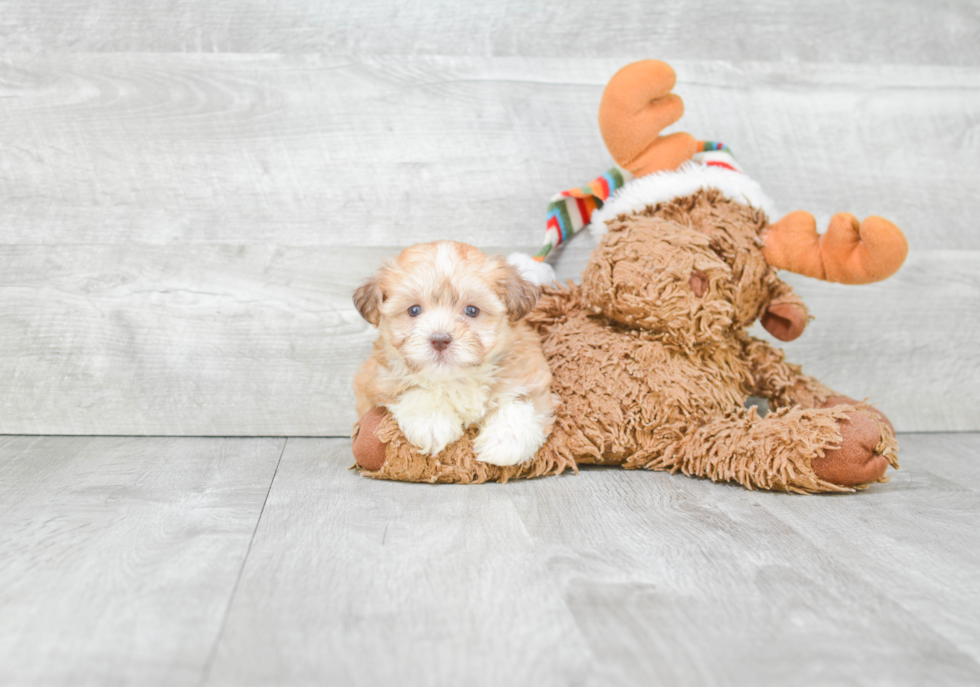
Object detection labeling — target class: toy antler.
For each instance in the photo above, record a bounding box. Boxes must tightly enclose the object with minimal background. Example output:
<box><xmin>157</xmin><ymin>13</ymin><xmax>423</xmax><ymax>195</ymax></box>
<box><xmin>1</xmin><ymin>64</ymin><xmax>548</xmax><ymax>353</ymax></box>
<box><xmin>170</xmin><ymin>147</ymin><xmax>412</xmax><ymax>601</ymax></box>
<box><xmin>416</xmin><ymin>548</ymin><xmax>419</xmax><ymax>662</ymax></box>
<box><xmin>763</xmin><ymin>211</ymin><xmax>909</xmax><ymax>284</ymax></box>
<box><xmin>598</xmin><ymin>60</ymin><xmax>697</xmax><ymax>176</ymax></box>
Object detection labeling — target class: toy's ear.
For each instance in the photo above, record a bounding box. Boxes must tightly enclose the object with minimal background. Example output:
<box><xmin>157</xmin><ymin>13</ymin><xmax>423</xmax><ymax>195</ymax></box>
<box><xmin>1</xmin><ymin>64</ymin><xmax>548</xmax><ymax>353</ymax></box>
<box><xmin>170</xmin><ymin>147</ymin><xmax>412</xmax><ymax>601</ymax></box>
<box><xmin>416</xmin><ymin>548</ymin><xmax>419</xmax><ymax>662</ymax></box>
<box><xmin>492</xmin><ymin>256</ymin><xmax>540</xmax><ymax>322</ymax></box>
<box><xmin>353</xmin><ymin>273</ymin><xmax>384</xmax><ymax>326</ymax></box>
<box><xmin>598</xmin><ymin>60</ymin><xmax>697</xmax><ymax>176</ymax></box>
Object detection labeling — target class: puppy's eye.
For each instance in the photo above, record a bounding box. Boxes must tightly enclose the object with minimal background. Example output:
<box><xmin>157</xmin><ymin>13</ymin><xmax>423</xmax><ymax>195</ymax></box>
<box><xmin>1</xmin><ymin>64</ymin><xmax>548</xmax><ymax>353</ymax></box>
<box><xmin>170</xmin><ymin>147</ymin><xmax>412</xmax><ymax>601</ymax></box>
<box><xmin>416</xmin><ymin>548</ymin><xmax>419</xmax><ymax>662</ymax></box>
<box><xmin>408</xmin><ymin>305</ymin><xmax>422</xmax><ymax>317</ymax></box>
<box><xmin>464</xmin><ymin>305</ymin><xmax>479</xmax><ymax>317</ymax></box>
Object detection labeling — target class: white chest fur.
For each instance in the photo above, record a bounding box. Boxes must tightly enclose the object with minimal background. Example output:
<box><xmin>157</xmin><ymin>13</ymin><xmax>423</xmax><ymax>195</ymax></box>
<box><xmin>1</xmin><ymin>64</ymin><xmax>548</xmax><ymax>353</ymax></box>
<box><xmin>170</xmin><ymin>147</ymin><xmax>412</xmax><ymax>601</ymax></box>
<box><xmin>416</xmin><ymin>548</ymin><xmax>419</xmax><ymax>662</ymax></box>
<box><xmin>392</xmin><ymin>375</ymin><xmax>491</xmax><ymax>427</ymax></box>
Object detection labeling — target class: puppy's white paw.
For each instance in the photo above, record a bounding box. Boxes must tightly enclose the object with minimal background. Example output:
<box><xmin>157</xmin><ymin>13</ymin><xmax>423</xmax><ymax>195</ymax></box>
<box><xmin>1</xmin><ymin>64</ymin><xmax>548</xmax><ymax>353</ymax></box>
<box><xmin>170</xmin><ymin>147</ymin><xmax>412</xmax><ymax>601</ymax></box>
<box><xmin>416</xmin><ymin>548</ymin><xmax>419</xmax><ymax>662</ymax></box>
<box><xmin>388</xmin><ymin>389</ymin><xmax>464</xmax><ymax>456</ymax></box>
<box><xmin>474</xmin><ymin>400</ymin><xmax>547</xmax><ymax>466</ymax></box>
<box><xmin>399</xmin><ymin>412</ymin><xmax>463</xmax><ymax>456</ymax></box>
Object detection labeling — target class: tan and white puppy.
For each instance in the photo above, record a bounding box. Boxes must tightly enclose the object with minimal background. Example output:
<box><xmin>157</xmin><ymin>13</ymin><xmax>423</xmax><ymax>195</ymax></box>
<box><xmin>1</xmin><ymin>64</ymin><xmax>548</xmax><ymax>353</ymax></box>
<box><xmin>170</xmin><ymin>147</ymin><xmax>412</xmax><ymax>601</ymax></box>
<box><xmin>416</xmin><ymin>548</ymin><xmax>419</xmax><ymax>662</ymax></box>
<box><xmin>352</xmin><ymin>241</ymin><xmax>556</xmax><ymax>466</ymax></box>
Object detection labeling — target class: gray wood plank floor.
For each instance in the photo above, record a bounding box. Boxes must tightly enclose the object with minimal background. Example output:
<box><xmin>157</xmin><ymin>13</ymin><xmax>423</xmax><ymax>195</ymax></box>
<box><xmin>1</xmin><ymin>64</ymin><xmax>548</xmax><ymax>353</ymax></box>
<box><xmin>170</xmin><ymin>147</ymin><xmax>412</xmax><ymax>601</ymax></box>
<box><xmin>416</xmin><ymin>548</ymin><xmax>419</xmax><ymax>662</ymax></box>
<box><xmin>2</xmin><ymin>433</ymin><xmax>978</xmax><ymax>686</ymax></box>
<box><xmin>0</xmin><ymin>436</ymin><xmax>285</xmax><ymax>687</ymax></box>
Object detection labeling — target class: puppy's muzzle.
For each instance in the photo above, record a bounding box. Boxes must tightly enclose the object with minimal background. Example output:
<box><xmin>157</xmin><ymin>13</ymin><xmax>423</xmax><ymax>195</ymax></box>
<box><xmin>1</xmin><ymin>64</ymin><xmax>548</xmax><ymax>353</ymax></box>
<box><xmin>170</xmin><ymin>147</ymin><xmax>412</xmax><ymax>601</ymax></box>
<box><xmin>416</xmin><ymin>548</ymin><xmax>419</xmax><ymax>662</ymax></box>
<box><xmin>429</xmin><ymin>333</ymin><xmax>453</xmax><ymax>352</ymax></box>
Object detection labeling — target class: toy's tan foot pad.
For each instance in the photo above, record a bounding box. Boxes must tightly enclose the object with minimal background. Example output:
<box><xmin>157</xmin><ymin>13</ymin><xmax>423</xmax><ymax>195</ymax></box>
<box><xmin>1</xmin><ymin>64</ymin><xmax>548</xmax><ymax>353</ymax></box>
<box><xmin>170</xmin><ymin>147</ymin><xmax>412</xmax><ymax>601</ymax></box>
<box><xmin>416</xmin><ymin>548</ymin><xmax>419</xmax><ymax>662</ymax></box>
<box><xmin>812</xmin><ymin>409</ymin><xmax>888</xmax><ymax>486</ymax></box>
<box><xmin>352</xmin><ymin>407</ymin><xmax>388</xmax><ymax>472</ymax></box>
<box><xmin>821</xmin><ymin>396</ymin><xmax>894</xmax><ymax>435</ymax></box>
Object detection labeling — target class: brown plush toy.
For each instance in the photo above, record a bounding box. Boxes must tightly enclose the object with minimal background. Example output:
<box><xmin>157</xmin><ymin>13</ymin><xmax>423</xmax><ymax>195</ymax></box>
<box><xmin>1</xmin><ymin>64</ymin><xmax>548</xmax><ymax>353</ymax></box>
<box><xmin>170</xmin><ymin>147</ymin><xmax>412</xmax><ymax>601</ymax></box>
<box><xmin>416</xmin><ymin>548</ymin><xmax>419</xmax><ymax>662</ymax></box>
<box><xmin>352</xmin><ymin>60</ymin><xmax>908</xmax><ymax>493</ymax></box>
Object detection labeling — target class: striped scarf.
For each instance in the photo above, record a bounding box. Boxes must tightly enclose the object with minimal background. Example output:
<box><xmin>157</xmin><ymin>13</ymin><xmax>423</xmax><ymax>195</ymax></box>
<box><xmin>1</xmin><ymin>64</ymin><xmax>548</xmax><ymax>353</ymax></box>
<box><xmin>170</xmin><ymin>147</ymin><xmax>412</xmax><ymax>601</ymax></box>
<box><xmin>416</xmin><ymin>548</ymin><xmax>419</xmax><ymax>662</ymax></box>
<box><xmin>534</xmin><ymin>141</ymin><xmax>736</xmax><ymax>262</ymax></box>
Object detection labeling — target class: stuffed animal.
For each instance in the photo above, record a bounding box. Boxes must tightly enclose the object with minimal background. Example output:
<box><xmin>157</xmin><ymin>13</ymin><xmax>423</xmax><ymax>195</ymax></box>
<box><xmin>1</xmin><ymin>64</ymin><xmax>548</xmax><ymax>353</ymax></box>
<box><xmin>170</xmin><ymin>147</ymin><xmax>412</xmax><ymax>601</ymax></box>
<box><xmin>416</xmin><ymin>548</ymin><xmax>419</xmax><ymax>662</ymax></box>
<box><xmin>351</xmin><ymin>60</ymin><xmax>908</xmax><ymax>493</ymax></box>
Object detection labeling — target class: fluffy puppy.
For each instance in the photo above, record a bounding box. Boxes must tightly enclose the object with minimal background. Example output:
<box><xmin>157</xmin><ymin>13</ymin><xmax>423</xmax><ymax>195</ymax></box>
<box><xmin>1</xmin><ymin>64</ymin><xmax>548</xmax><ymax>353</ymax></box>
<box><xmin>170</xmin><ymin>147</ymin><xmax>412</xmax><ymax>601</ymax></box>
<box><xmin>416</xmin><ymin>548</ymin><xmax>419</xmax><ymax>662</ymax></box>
<box><xmin>352</xmin><ymin>241</ymin><xmax>556</xmax><ymax>466</ymax></box>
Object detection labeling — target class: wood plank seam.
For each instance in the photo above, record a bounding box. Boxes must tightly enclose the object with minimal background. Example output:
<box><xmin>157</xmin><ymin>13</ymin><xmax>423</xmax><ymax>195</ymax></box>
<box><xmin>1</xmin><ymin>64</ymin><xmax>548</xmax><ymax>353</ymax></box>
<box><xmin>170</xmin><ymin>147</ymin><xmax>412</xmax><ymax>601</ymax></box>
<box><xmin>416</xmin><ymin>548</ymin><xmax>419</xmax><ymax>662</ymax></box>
<box><xmin>198</xmin><ymin>438</ymin><xmax>289</xmax><ymax>687</ymax></box>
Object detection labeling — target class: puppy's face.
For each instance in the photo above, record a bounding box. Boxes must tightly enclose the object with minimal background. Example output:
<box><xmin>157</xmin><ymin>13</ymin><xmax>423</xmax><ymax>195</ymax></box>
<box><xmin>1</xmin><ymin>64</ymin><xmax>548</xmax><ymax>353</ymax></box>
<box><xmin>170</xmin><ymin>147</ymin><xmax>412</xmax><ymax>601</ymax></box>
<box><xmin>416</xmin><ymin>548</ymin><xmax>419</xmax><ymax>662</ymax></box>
<box><xmin>353</xmin><ymin>242</ymin><xmax>539</xmax><ymax>374</ymax></box>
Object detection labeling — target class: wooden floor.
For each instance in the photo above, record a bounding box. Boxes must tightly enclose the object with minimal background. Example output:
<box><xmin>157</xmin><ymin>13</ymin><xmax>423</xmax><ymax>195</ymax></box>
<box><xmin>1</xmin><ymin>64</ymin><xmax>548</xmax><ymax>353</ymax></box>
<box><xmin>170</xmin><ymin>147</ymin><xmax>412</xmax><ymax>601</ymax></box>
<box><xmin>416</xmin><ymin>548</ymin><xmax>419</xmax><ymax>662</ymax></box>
<box><xmin>2</xmin><ymin>0</ymin><xmax>979</xmax><ymax>684</ymax></box>
<box><xmin>2</xmin><ymin>433</ymin><xmax>979</xmax><ymax>686</ymax></box>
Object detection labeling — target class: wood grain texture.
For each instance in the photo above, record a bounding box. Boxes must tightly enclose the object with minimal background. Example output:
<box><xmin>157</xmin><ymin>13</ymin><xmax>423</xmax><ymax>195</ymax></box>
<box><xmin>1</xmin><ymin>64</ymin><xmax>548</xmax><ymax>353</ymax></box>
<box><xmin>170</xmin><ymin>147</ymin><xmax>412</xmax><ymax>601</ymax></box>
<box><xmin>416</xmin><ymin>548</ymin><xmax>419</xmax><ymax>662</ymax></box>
<box><xmin>504</xmin><ymin>435</ymin><xmax>980</xmax><ymax>686</ymax></box>
<box><xmin>203</xmin><ymin>438</ymin><xmax>592</xmax><ymax>687</ymax></box>
<box><xmin>1</xmin><ymin>244</ymin><xmax>974</xmax><ymax>435</ymax></box>
<box><xmin>0</xmin><ymin>53</ymin><xmax>975</xmax><ymax>435</ymax></box>
<box><xmin>0</xmin><ymin>435</ymin><xmax>284</xmax><ymax>687</ymax></box>
<box><xmin>898</xmin><ymin>433</ymin><xmax>980</xmax><ymax>491</ymax></box>
<box><xmin>199</xmin><ymin>435</ymin><xmax>980</xmax><ymax>687</ymax></box>
<box><xmin>2</xmin><ymin>435</ymin><xmax>977</xmax><ymax>686</ymax></box>
<box><xmin>0</xmin><ymin>244</ymin><xmax>388</xmax><ymax>436</ymax></box>
<box><xmin>0</xmin><ymin>56</ymin><xmax>975</xmax><ymax>250</ymax></box>
<box><xmin>0</xmin><ymin>0</ymin><xmax>977</xmax><ymax>65</ymax></box>
<box><xmin>754</xmin><ymin>432</ymin><xmax>980</xmax><ymax>668</ymax></box>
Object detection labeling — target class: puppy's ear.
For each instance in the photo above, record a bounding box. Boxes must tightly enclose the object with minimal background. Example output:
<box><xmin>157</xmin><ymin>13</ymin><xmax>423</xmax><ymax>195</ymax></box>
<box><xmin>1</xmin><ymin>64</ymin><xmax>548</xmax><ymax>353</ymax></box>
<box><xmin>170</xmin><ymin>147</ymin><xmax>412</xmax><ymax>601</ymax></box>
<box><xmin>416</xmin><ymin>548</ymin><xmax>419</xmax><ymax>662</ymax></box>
<box><xmin>493</xmin><ymin>257</ymin><xmax>540</xmax><ymax>322</ymax></box>
<box><xmin>353</xmin><ymin>274</ymin><xmax>384</xmax><ymax>326</ymax></box>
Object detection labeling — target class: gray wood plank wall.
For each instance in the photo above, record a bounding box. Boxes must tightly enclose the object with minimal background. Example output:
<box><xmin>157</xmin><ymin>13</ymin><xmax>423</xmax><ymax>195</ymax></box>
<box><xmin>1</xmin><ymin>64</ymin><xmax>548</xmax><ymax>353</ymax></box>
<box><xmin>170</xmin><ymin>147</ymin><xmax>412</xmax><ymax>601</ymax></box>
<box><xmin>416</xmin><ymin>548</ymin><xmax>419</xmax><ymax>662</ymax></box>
<box><xmin>0</xmin><ymin>4</ymin><xmax>977</xmax><ymax>435</ymax></box>
<box><xmin>2</xmin><ymin>1</ymin><xmax>978</xmax><ymax>63</ymax></box>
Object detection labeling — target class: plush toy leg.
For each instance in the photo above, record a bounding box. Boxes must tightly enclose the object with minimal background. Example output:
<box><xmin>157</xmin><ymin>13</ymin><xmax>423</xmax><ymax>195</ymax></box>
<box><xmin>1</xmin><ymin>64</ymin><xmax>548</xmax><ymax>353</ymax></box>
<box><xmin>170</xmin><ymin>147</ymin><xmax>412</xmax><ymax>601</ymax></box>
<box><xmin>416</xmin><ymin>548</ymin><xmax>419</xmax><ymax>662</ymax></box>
<box><xmin>352</xmin><ymin>408</ymin><xmax>576</xmax><ymax>484</ymax></box>
<box><xmin>632</xmin><ymin>404</ymin><xmax>898</xmax><ymax>493</ymax></box>
<box><xmin>740</xmin><ymin>334</ymin><xmax>836</xmax><ymax>409</ymax></box>
<box><xmin>739</xmin><ymin>335</ymin><xmax>897</xmax><ymax>432</ymax></box>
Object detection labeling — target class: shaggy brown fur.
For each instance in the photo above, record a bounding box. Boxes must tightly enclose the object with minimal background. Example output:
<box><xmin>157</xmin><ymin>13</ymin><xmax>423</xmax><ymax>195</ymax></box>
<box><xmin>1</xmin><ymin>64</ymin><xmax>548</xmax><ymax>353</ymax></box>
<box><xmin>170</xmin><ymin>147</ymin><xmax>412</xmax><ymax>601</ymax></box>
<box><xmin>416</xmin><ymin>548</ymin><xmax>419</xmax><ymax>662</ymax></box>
<box><xmin>356</xmin><ymin>190</ymin><xmax>899</xmax><ymax>492</ymax></box>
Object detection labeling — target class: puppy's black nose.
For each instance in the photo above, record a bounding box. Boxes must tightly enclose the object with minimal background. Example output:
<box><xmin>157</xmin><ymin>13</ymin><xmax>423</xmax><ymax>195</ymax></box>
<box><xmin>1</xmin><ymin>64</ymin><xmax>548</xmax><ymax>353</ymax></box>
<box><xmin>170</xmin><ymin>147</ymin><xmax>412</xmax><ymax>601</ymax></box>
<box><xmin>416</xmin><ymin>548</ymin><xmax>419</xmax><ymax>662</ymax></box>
<box><xmin>430</xmin><ymin>333</ymin><xmax>452</xmax><ymax>351</ymax></box>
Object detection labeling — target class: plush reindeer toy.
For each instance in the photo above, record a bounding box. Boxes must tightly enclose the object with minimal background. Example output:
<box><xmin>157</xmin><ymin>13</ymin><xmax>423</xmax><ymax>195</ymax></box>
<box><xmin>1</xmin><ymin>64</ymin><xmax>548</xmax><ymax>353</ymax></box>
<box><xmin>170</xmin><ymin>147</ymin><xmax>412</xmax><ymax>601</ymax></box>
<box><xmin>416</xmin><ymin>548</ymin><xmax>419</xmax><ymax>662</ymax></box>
<box><xmin>352</xmin><ymin>59</ymin><xmax>908</xmax><ymax>493</ymax></box>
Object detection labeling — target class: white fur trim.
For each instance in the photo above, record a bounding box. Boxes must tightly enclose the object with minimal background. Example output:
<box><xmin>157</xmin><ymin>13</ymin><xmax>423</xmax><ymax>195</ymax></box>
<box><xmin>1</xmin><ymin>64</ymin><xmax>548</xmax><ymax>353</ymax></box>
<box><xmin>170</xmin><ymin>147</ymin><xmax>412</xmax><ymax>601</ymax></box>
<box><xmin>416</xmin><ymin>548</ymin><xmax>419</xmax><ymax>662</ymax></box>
<box><xmin>507</xmin><ymin>252</ymin><xmax>557</xmax><ymax>286</ymax></box>
<box><xmin>588</xmin><ymin>161</ymin><xmax>778</xmax><ymax>240</ymax></box>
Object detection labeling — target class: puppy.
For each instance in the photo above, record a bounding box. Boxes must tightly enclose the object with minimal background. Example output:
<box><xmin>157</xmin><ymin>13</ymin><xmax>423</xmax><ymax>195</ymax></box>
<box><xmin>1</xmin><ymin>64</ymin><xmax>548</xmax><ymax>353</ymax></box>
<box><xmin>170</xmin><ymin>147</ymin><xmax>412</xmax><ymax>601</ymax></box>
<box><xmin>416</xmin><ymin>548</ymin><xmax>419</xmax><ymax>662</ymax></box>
<box><xmin>352</xmin><ymin>241</ymin><xmax>556</xmax><ymax>466</ymax></box>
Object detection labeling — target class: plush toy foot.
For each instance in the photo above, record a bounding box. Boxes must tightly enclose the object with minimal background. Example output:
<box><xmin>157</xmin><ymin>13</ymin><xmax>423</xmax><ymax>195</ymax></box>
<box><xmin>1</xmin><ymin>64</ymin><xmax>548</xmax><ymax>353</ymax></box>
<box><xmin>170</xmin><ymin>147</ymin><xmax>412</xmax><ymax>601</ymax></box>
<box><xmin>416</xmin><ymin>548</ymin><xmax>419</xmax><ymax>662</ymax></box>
<box><xmin>811</xmin><ymin>410</ymin><xmax>888</xmax><ymax>487</ymax></box>
<box><xmin>821</xmin><ymin>396</ymin><xmax>894</xmax><ymax>435</ymax></box>
<box><xmin>352</xmin><ymin>407</ymin><xmax>388</xmax><ymax>472</ymax></box>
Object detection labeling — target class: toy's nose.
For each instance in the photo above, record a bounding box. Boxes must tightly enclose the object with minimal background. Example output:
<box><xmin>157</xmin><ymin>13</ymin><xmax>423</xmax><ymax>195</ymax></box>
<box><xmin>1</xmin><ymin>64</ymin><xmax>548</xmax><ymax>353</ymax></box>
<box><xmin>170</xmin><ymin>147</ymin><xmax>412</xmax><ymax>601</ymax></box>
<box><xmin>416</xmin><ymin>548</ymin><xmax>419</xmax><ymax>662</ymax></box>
<box><xmin>430</xmin><ymin>333</ymin><xmax>453</xmax><ymax>351</ymax></box>
<box><xmin>689</xmin><ymin>270</ymin><xmax>708</xmax><ymax>297</ymax></box>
